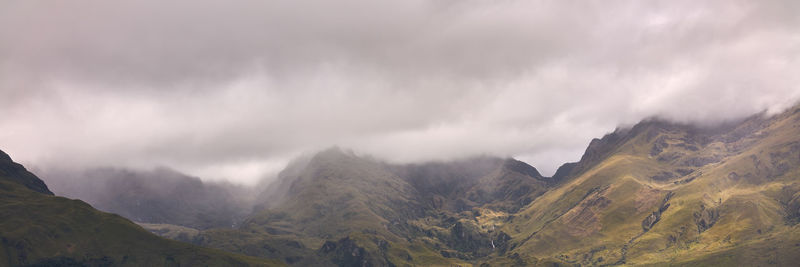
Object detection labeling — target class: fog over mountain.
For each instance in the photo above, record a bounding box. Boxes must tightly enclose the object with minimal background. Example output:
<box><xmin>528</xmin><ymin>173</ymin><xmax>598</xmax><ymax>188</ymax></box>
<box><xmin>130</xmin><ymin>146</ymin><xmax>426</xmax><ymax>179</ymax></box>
<box><xmin>1</xmin><ymin>0</ymin><xmax>799</xmax><ymax>184</ymax></box>
<box><xmin>38</xmin><ymin>167</ymin><xmax>256</xmax><ymax>229</ymax></box>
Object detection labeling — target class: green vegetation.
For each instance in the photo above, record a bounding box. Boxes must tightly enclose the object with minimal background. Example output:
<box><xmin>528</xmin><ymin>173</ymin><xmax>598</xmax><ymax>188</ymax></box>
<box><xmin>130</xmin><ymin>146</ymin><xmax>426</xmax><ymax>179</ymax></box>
<box><xmin>0</xmin><ymin>150</ymin><xmax>281</xmax><ymax>266</ymax></box>
<box><xmin>502</xmin><ymin>105</ymin><xmax>800</xmax><ymax>265</ymax></box>
<box><xmin>192</xmin><ymin>150</ymin><xmax>555</xmax><ymax>266</ymax></box>
<box><xmin>193</xmin><ymin>104</ymin><xmax>800</xmax><ymax>266</ymax></box>
<box><xmin>6</xmin><ymin>105</ymin><xmax>800</xmax><ymax>266</ymax></box>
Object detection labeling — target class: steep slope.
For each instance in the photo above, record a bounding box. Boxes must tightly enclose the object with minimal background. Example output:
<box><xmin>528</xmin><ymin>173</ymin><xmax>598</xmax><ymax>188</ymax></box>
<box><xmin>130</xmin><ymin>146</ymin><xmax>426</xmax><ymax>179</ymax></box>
<box><xmin>200</xmin><ymin>149</ymin><xmax>446</xmax><ymax>266</ymax></box>
<box><xmin>35</xmin><ymin>104</ymin><xmax>800</xmax><ymax>266</ymax></box>
<box><xmin>499</xmin><ymin>104</ymin><xmax>800</xmax><ymax>266</ymax></box>
<box><xmin>0</xmin><ymin>151</ymin><xmax>52</xmax><ymax>195</ymax></box>
<box><xmin>388</xmin><ymin>157</ymin><xmax>556</xmax><ymax>213</ymax></box>
<box><xmin>0</xmin><ymin>149</ymin><xmax>280</xmax><ymax>266</ymax></box>
<box><xmin>198</xmin><ymin>149</ymin><xmax>555</xmax><ymax>266</ymax></box>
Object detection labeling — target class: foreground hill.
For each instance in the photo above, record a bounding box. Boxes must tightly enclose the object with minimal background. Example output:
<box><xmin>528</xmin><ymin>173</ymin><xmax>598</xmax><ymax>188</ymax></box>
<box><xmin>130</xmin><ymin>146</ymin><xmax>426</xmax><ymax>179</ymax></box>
<box><xmin>0</xmin><ymin>150</ymin><xmax>280</xmax><ymax>266</ymax></box>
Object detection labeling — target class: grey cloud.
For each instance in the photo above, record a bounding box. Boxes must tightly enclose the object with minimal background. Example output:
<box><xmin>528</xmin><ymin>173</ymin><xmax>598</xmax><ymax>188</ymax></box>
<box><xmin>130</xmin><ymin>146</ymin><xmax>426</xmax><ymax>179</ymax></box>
<box><xmin>0</xmin><ymin>0</ymin><xmax>798</xmax><ymax>184</ymax></box>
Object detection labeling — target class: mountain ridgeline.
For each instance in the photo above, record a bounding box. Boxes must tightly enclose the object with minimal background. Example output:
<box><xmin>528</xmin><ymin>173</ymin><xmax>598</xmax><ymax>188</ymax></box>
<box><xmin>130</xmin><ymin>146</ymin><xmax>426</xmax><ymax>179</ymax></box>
<box><xmin>192</xmin><ymin>104</ymin><xmax>800</xmax><ymax>266</ymax></box>
<box><xmin>4</xmin><ymin>104</ymin><xmax>800</xmax><ymax>266</ymax></box>
<box><xmin>196</xmin><ymin>150</ymin><xmax>557</xmax><ymax>266</ymax></box>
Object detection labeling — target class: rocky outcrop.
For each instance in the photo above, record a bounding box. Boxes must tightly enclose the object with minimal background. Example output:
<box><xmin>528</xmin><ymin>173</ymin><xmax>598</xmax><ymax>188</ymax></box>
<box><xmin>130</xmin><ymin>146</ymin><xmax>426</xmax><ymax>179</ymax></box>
<box><xmin>693</xmin><ymin>204</ymin><xmax>720</xmax><ymax>233</ymax></box>
<box><xmin>650</xmin><ymin>136</ymin><xmax>669</xmax><ymax>157</ymax></box>
<box><xmin>642</xmin><ymin>192</ymin><xmax>674</xmax><ymax>232</ymax></box>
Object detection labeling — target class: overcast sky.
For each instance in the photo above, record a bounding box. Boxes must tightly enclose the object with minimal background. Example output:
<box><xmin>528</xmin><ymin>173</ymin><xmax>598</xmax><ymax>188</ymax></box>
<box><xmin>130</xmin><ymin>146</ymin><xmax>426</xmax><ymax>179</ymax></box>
<box><xmin>1</xmin><ymin>0</ymin><xmax>799</xmax><ymax>185</ymax></box>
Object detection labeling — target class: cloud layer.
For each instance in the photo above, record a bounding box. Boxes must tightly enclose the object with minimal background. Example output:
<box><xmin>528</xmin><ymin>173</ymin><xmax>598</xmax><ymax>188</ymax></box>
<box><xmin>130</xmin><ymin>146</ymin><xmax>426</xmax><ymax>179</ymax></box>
<box><xmin>1</xmin><ymin>0</ymin><xmax>799</xmax><ymax>184</ymax></box>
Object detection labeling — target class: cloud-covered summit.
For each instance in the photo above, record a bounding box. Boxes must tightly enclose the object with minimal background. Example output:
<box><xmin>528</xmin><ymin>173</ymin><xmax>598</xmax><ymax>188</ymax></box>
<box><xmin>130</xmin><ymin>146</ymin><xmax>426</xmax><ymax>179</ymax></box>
<box><xmin>1</xmin><ymin>0</ymin><xmax>798</xmax><ymax>184</ymax></box>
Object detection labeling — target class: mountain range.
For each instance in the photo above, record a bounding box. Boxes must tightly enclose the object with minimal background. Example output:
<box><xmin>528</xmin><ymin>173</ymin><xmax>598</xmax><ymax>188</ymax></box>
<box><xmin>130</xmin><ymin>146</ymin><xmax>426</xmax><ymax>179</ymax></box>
<box><xmin>4</xmin><ymin>103</ymin><xmax>800</xmax><ymax>266</ymax></box>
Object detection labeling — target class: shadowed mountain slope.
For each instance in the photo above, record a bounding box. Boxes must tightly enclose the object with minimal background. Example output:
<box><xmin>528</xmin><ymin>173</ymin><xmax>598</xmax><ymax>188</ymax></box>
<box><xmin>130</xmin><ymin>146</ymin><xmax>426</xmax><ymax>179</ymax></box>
<box><xmin>0</xmin><ymin>149</ymin><xmax>281</xmax><ymax>266</ymax></box>
<box><xmin>42</xmin><ymin>167</ymin><xmax>253</xmax><ymax>230</ymax></box>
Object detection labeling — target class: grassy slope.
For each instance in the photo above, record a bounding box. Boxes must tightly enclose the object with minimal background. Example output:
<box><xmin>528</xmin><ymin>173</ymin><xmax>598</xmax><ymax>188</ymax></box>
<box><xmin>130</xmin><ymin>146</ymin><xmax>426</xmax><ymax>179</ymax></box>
<box><xmin>502</xmin><ymin>105</ymin><xmax>800</xmax><ymax>266</ymax></box>
<box><xmin>199</xmin><ymin>149</ymin><xmax>473</xmax><ymax>267</ymax></box>
<box><xmin>198</xmin><ymin>150</ymin><xmax>557</xmax><ymax>266</ymax></box>
<box><xmin>0</xmin><ymin>152</ymin><xmax>282</xmax><ymax>267</ymax></box>
<box><xmin>90</xmin><ymin>106</ymin><xmax>800</xmax><ymax>267</ymax></box>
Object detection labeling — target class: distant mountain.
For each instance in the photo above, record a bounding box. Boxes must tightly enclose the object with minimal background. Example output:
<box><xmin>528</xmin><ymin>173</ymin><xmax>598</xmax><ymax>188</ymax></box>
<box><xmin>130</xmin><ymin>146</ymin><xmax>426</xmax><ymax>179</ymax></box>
<box><xmin>42</xmin><ymin>167</ymin><xmax>254</xmax><ymax>230</ymax></box>
<box><xmin>0</xmin><ymin>149</ymin><xmax>280</xmax><ymax>266</ymax></box>
<box><xmin>191</xmin><ymin>104</ymin><xmax>800</xmax><ymax>266</ymax></box>
<box><xmin>197</xmin><ymin>148</ymin><xmax>556</xmax><ymax>266</ymax></box>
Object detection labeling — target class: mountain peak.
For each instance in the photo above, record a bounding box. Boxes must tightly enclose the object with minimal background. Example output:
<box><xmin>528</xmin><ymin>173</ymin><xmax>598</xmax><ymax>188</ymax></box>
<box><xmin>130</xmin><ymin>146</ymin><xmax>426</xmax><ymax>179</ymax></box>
<box><xmin>501</xmin><ymin>158</ymin><xmax>543</xmax><ymax>179</ymax></box>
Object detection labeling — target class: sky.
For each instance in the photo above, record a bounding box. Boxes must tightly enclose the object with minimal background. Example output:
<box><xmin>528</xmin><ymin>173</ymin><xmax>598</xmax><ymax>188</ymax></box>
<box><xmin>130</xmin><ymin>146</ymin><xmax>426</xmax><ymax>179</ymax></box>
<box><xmin>1</xmin><ymin>0</ymin><xmax>799</xmax><ymax>185</ymax></box>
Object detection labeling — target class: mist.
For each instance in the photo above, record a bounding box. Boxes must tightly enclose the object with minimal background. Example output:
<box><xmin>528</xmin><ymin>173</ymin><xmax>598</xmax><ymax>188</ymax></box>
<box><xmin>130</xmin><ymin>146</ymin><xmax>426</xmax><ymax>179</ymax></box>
<box><xmin>38</xmin><ymin>166</ymin><xmax>257</xmax><ymax>229</ymax></box>
<box><xmin>1</xmin><ymin>0</ymin><xmax>799</xmax><ymax>184</ymax></box>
